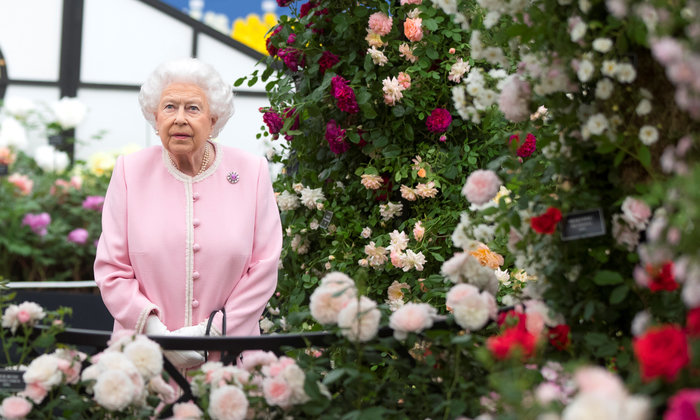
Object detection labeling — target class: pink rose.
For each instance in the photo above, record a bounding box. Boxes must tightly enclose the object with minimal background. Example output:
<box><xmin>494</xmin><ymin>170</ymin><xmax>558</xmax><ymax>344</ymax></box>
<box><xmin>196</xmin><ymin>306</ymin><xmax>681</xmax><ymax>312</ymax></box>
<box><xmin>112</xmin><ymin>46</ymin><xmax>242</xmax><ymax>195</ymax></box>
<box><xmin>368</xmin><ymin>12</ymin><xmax>392</xmax><ymax>36</ymax></box>
<box><xmin>389</xmin><ymin>302</ymin><xmax>437</xmax><ymax>340</ymax></box>
<box><xmin>462</xmin><ymin>169</ymin><xmax>502</xmax><ymax>205</ymax></box>
<box><xmin>172</xmin><ymin>401</ymin><xmax>203</xmax><ymax>419</ymax></box>
<box><xmin>0</xmin><ymin>396</ymin><xmax>32</xmax><ymax>420</ymax></box>
<box><xmin>67</xmin><ymin>228</ymin><xmax>89</xmax><ymax>244</ymax></box>
<box><xmin>413</xmin><ymin>221</ymin><xmax>425</xmax><ymax>241</ymax></box>
<box><xmin>263</xmin><ymin>376</ymin><xmax>293</xmax><ymax>408</ymax></box>
<box><xmin>397</xmin><ymin>72</ymin><xmax>411</xmax><ymax>89</ymax></box>
<box><xmin>208</xmin><ymin>385</ymin><xmax>249</xmax><ymax>419</ymax></box>
<box><xmin>404</xmin><ymin>18</ymin><xmax>423</xmax><ymax>42</ymax></box>
<box><xmin>621</xmin><ymin>196</ymin><xmax>651</xmax><ymax>230</ymax></box>
<box><xmin>21</xmin><ymin>212</ymin><xmax>51</xmax><ymax>236</ymax></box>
<box><xmin>19</xmin><ymin>382</ymin><xmax>48</xmax><ymax>404</ymax></box>
<box><xmin>400</xmin><ymin>0</ymin><xmax>422</xmax><ymax>4</ymax></box>
<box><xmin>664</xmin><ymin>388</ymin><xmax>700</xmax><ymax>420</ymax></box>
<box><xmin>8</xmin><ymin>173</ymin><xmax>33</xmax><ymax>195</ymax></box>
<box><xmin>82</xmin><ymin>195</ymin><xmax>105</xmax><ymax>211</ymax></box>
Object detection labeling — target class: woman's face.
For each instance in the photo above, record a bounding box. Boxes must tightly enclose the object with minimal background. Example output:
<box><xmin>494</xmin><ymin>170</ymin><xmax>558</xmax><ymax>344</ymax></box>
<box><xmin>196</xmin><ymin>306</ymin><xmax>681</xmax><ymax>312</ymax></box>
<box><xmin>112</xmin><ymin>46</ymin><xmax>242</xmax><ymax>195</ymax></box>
<box><xmin>155</xmin><ymin>82</ymin><xmax>216</xmax><ymax>156</ymax></box>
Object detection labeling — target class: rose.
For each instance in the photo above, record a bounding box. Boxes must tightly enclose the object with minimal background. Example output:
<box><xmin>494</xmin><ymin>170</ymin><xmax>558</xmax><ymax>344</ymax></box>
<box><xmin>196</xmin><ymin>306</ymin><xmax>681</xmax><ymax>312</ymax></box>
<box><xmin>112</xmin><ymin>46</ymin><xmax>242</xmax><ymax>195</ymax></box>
<box><xmin>34</xmin><ymin>145</ymin><xmax>69</xmax><ymax>173</ymax></box>
<box><xmin>510</xmin><ymin>133</ymin><xmax>537</xmax><ymax>158</ymax></box>
<box><xmin>7</xmin><ymin>173</ymin><xmax>33</xmax><ymax>195</ymax></box>
<box><xmin>208</xmin><ymin>385</ymin><xmax>248</xmax><ymax>420</ymax></box>
<box><xmin>265</xmin><ymin>25</ymin><xmax>283</xmax><ymax>56</ymax></box>
<box><xmin>425</xmin><ymin>108</ymin><xmax>452</xmax><ymax>133</ymax></box>
<box><xmin>319</xmin><ymin>51</ymin><xmax>339</xmax><ymax>74</ymax></box>
<box><xmin>330</xmin><ymin>76</ymin><xmax>359</xmax><ymax>113</ymax></box>
<box><xmin>278</xmin><ymin>47</ymin><xmax>305</xmax><ymax>72</ymax></box>
<box><xmin>51</xmin><ymin>97</ymin><xmax>87</xmax><ymax>130</ymax></box>
<box><xmin>337</xmin><ymin>296</ymin><xmax>381</xmax><ymax>342</ymax></box>
<box><xmin>172</xmin><ymin>401</ymin><xmax>204</xmax><ymax>419</ymax></box>
<box><xmin>21</xmin><ymin>212</ymin><xmax>51</xmax><ymax>236</ymax></box>
<box><xmin>530</xmin><ymin>207</ymin><xmax>563</xmax><ymax>234</ymax></box>
<box><xmin>486</xmin><ymin>320</ymin><xmax>538</xmax><ymax>360</ymax></box>
<box><xmin>325</xmin><ymin>120</ymin><xmax>349</xmax><ymax>154</ymax></box>
<box><xmin>664</xmin><ymin>389</ymin><xmax>700</xmax><ymax>420</ymax></box>
<box><xmin>82</xmin><ymin>195</ymin><xmax>105</xmax><ymax>211</ymax></box>
<box><xmin>648</xmin><ymin>262</ymin><xmax>678</xmax><ymax>292</ymax></box>
<box><xmin>621</xmin><ymin>196</ymin><xmax>652</xmax><ymax>229</ymax></box>
<box><xmin>687</xmin><ymin>307</ymin><xmax>700</xmax><ymax>337</ymax></box>
<box><xmin>633</xmin><ymin>325</ymin><xmax>689</xmax><ymax>382</ymax></box>
<box><xmin>368</xmin><ymin>12</ymin><xmax>392</xmax><ymax>36</ymax></box>
<box><xmin>461</xmin><ymin>169</ymin><xmax>502</xmax><ymax>205</ymax></box>
<box><xmin>262</xmin><ymin>111</ymin><xmax>283</xmax><ymax>135</ymax></box>
<box><xmin>389</xmin><ymin>302</ymin><xmax>437</xmax><ymax>340</ymax></box>
<box><xmin>67</xmin><ymin>228</ymin><xmax>89</xmax><ymax>245</ymax></box>
<box><xmin>548</xmin><ymin>324</ymin><xmax>571</xmax><ymax>351</ymax></box>
<box><xmin>0</xmin><ymin>396</ymin><xmax>32</xmax><ymax>420</ymax></box>
<box><xmin>403</xmin><ymin>17</ymin><xmax>423</xmax><ymax>42</ymax></box>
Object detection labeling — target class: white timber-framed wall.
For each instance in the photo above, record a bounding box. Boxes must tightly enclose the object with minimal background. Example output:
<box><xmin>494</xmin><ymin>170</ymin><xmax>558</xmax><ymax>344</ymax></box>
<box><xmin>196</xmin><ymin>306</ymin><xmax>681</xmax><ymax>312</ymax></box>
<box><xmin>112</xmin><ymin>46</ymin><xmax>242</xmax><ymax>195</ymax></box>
<box><xmin>0</xmin><ymin>0</ymin><xmax>272</xmax><ymax>161</ymax></box>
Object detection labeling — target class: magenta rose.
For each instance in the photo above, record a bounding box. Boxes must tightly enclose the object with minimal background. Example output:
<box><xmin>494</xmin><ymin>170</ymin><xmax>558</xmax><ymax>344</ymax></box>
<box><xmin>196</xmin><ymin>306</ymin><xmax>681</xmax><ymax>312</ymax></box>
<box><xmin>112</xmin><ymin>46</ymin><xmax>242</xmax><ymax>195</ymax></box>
<box><xmin>331</xmin><ymin>76</ymin><xmax>359</xmax><ymax>114</ymax></box>
<box><xmin>426</xmin><ymin>108</ymin><xmax>452</xmax><ymax>133</ymax></box>
<box><xmin>319</xmin><ymin>51</ymin><xmax>340</xmax><ymax>74</ymax></box>
<box><xmin>22</xmin><ymin>212</ymin><xmax>51</xmax><ymax>236</ymax></box>
<box><xmin>278</xmin><ymin>47</ymin><xmax>305</xmax><ymax>72</ymax></box>
<box><xmin>263</xmin><ymin>111</ymin><xmax>284</xmax><ymax>135</ymax></box>
<box><xmin>664</xmin><ymin>388</ymin><xmax>700</xmax><ymax>420</ymax></box>
<box><xmin>82</xmin><ymin>195</ymin><xmax>105</xmax><ymax>211</ymax></box>
<box><xmin>67</xmin><ymin>228</ymin><xmax>89</xmax><ymax>245</ymax></box>
<box><xmin>325</xmin><ymin>120</ymin><xmax>349</xmax><ymax>154</ymax></box>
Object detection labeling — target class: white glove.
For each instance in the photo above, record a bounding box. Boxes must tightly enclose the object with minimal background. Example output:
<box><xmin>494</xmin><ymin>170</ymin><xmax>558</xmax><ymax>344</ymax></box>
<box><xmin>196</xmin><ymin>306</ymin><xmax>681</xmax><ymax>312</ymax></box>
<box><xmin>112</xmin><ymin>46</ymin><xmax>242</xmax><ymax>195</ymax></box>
<box><xmin>163</xmin><ymin>349</ymin><xmax>205</xmax><ymax>369</ymax></box>
<box><xmin>144</xmin><ymin>314</ymin><xmax>169</xmax><ymax>335</ymax></box>
<box><xmin>172</xmin><ymin>320</ymin><xmax>222</xmax><ymax>337</ymax></box>
<box><xmin>144</xmin><ymin>315</ymin><xmax>205</xmax><ymax>369</ymax></box>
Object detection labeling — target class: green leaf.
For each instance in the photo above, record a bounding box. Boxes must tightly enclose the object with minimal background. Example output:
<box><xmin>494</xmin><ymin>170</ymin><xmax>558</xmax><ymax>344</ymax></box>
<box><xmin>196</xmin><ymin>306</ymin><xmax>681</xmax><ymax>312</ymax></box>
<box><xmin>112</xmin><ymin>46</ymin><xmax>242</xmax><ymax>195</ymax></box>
<box><xmin>233</xmin><ymin>77</ymin><xmax>246</xmax><ymax>87</ymax></box>
<box><xmin>382</xmin><ymin>144</ymin><xmax>401</xmax><ymax>158</ymax></box>
<box><xmin>323</xmin><ymin>368</ymin><xmax>346</xmax><ymax>385</ymax></box>
<box><xmin>431</xmin><ymin>252</ymin><xmax>444</xmax><ymax>262</ymax></box>
<box><xmin>392</xmin><ymin>105</ymin><xmax>406</xmax><ymax>117</ymax></box>
<box><xmin>584</xmin><ymin>332</ymin><xmax>608</xmax><ymax>346</ymax></box>
<box><xmin>609</xmin><ymin>284</ymin><xmax>629</xmax><ymax>304</ymax></box>
<box><xmin>638</xmin><ymin>145</ymin><xmax>651</xmax><ymax>169</ymax></box>
<box><xmin>594</xmin><ymin>270</ymin><xmax>623</xmax><ymax>285</ymax></box>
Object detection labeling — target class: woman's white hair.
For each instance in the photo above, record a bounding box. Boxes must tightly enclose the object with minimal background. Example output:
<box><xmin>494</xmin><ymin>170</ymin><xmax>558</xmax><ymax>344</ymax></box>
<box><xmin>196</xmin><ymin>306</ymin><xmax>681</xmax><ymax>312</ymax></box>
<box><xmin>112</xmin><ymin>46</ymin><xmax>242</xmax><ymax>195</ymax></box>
<box><xmin>138</xmin><ymin>57</ymin><xmax>234</xmax><ymax>137</ymax></box>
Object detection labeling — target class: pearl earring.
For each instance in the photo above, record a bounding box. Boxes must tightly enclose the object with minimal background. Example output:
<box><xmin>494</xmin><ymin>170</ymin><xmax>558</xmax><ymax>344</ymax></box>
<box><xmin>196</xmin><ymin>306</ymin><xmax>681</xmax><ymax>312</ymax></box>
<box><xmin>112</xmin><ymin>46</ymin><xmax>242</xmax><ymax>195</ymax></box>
<box><xmin>155</xmin><ymin>129</ymin><xmax>159</xmax><ymax>135</ymax></box>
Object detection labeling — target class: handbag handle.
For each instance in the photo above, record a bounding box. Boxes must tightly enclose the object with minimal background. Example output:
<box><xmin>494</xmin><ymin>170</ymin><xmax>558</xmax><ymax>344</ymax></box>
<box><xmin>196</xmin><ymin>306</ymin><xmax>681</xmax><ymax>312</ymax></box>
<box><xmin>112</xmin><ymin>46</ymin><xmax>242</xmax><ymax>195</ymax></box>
<box><xmin>204</xmin><ymin>307</ymin><xmax>226</xmax><ymax>362</ymax></box>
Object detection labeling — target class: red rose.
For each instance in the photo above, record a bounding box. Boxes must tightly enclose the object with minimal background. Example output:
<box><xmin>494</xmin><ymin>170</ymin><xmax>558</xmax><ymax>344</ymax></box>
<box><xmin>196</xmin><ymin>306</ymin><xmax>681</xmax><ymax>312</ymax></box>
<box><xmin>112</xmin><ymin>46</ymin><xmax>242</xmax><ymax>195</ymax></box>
<box><xmin>509</xmin><ymin>133</ymin><xmax>537</xmax><ymax>158</ymax></box>
<box><xmin>633</xmin><ymin>325</ymin><xmax>689</xmax><ymax>382</ymax></box>
<box><xmin>530</xmin><ymin>207</ymin><xmax>562</xmax><ymax>234</ymax></box>
<box><xmin>648</xmin><ymin>262</ymin><xmax>678</xmax><ymax>292</ymax></box>
<box><xmin>487</xmin><ymin>325</ymin><xmax>537</xmax><ymax>360</ymax></box>
<box><xmin>687</xmin><ymin>307</ymin><xmax>700</xmax><ymax>337</ymax></box>
<box><xmin>548</xmin><ymin>324</ymin><xmax>571</xmax><ymax>351</ymax></box>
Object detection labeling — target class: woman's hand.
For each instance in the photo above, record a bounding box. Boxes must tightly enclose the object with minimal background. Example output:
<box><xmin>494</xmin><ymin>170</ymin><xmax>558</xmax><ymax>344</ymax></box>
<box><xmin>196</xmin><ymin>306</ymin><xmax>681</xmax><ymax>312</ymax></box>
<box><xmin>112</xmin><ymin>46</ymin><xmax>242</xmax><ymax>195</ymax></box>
<box><xmin>144</xmin><ymin>315</ymin><xmax>205</xmax><ymax>368</ymax></box>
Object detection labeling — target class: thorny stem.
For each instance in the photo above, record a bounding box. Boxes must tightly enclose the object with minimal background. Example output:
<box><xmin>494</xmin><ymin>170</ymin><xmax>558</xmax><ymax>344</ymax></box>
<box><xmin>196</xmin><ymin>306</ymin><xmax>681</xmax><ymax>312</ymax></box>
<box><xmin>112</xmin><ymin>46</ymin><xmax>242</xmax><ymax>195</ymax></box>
<box><xmin>443</xmin><ymin>345</ymin><xmax>461</xmax><ymax>420</ymax></box>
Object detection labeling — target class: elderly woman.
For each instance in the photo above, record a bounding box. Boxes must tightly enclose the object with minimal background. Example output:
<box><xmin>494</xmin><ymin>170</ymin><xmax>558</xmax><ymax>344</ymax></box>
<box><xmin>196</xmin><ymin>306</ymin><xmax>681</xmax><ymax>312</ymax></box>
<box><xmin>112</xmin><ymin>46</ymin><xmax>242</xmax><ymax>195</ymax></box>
<box><xmin>94</xmin><ymin>58</ymin><xmax>282</xmax><ymax>368</ymax></box>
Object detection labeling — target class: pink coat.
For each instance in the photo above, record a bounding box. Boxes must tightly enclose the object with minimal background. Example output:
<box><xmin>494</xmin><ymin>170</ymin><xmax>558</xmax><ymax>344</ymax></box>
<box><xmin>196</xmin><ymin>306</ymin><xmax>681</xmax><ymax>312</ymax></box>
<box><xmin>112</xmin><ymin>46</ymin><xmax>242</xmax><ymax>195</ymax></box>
<box><xmin>94</xmin><ymin>143</ymin><xmax>282</xmax><ymax>337</ymax></box>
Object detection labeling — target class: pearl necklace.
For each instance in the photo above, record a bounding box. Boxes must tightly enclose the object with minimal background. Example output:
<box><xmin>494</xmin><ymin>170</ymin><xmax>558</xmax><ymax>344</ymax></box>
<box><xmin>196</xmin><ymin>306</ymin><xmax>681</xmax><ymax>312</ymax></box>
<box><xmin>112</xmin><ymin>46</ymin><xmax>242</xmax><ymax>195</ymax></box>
<box><xmin>169</xmin><ymin>142</ymin><xmax>211</xmax><ymax>176</ymax></box>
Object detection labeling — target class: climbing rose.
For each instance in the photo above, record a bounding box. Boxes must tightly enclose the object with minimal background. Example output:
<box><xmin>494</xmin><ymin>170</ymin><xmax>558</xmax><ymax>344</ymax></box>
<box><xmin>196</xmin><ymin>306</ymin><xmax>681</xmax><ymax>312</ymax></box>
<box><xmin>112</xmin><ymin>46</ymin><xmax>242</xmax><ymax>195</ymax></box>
<box><xmin>319</xmin><ymin>51</ymin><xmax>339</xmax><ymax>74</ymax></box>
<box><xmin>325</xmin><ymin>120</ymin><xmax>349</xmax><ymax>154</ymax></box>
<box><xmin>263</xmin><ymin>111</ymin><xmax>284</xmax><ymax>135</ymax></box>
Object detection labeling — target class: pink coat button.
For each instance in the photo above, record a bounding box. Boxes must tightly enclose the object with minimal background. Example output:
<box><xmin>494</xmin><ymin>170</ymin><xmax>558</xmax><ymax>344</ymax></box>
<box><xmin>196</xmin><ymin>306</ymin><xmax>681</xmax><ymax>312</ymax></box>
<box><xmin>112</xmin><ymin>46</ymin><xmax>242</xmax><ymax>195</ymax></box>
<box><xmin>193</xmin><ymin>243</ymin><xmax>201</xmax><ymax>252</ymax></box>
<box><xmin>192</xmin><ymin>299</ymin><xmax>199</xmax><ymax>308</ymax></box>
<box><xmin>193</xmin><ymin>218</ymin><xmax>201</xmax><ymax>227</ymax></box>
<box><xmin>192</xmin><ymin>271</ymin><xmax>200</xmax><ymax>279</ymax></box>
<box><xmin>193</xmin><ymin>192</ymin><xmax>200</xmax><ymax>201</ymax></box>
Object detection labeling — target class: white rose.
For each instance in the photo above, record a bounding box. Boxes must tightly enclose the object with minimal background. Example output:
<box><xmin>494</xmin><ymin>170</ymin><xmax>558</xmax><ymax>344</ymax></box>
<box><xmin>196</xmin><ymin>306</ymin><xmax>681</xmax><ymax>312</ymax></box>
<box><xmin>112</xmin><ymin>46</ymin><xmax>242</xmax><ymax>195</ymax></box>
<box><xmin>3</xmin><ymin>97</ymin><xmax>36</xmax><ymax>118</ymax></box>
<box><xmin>34</xmin><ymin>145</ymin><xmax>70</xmax><ymax>173</ymax></box>
<box><xmin>51</xmin><ymin>97</ymin><xmax>87</xmax><ymax>129</ymax></box>
<box><xmin>0</xmin><ymin>118</ymin><xmax>28</xmax><ymax>148</ymax></box>
<box><xmin>592</xmin><ymin>38</ymin><xmax>613</xmax><ymax>53</ymax></box>
<box><xmin>122</xmin><ymin>336</ymin><xmax>163</xmax><ymax>380</ymax></box>
<box><xmin>337</xmin><ymin>296</ymin><xmax>381</xmax><ymax>342</ymax></box>
<box><xmin>93</xmin><ymin>370</ymin><xmax>136</xmax><ymax>411</ymax></box>
<box><xmin>23</xmin><ymin>354</ymin><xmax>63</xmax><ymax>389</ymax></box>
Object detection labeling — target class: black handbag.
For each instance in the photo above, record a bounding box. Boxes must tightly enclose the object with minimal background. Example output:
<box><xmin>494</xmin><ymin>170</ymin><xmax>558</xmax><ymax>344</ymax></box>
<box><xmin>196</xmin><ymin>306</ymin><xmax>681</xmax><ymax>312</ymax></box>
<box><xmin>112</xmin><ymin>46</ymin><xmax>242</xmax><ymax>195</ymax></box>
<box><xmin>204</xmin><ymin>307</ymin><xmax>226</xmax><ymax>362</ymax></box>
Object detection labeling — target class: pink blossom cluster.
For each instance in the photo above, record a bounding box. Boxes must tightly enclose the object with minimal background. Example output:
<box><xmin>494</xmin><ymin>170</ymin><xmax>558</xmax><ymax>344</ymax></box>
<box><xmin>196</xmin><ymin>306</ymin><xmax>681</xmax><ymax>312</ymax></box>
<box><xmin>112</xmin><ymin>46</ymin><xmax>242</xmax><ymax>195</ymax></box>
<box><xmin>0</xmin><ymin>146</ymin><xmax>17</xmax><ymax>165</ymax></box>
<box><xmin>612</xmin><ymin>196</ymin><xmax>651</xmax><ymax>251</ymax></box>
<box><xmin>651</xmin><ymin>37</ymin><xmax>700</xmax><ymax>119</ymax></box>
<box><xmin>21</xmin><ymin>212</ymin><xmax>51</xmax><ymax>236</ymax></box>
<box><xmin>67</xmin><ymin>228</ymin><xmax>89</xmax><ymax>245</ymax></box>
<box><xmin>330</xmin><ymin>76</ymin><xmax>359</xmax><ymax>113</ymax></box>
<box><xmin>446</xmin><ymin>283</ymin><xmax>497</xmax><ymax>330</ymax></box>
<box><xmin>50</xmin><ymin>176</ymin><xmax>82</xmax><ymax>195</ymax></box>
<box><xmin>82</xmin><ymin>195</ymin><xmax>105</xmax><ymax>211</ymax></box>
<box><xmin>382</xmin><ymin>72</ymin><xmax>411</xmax><ymax>106</ymax></box>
